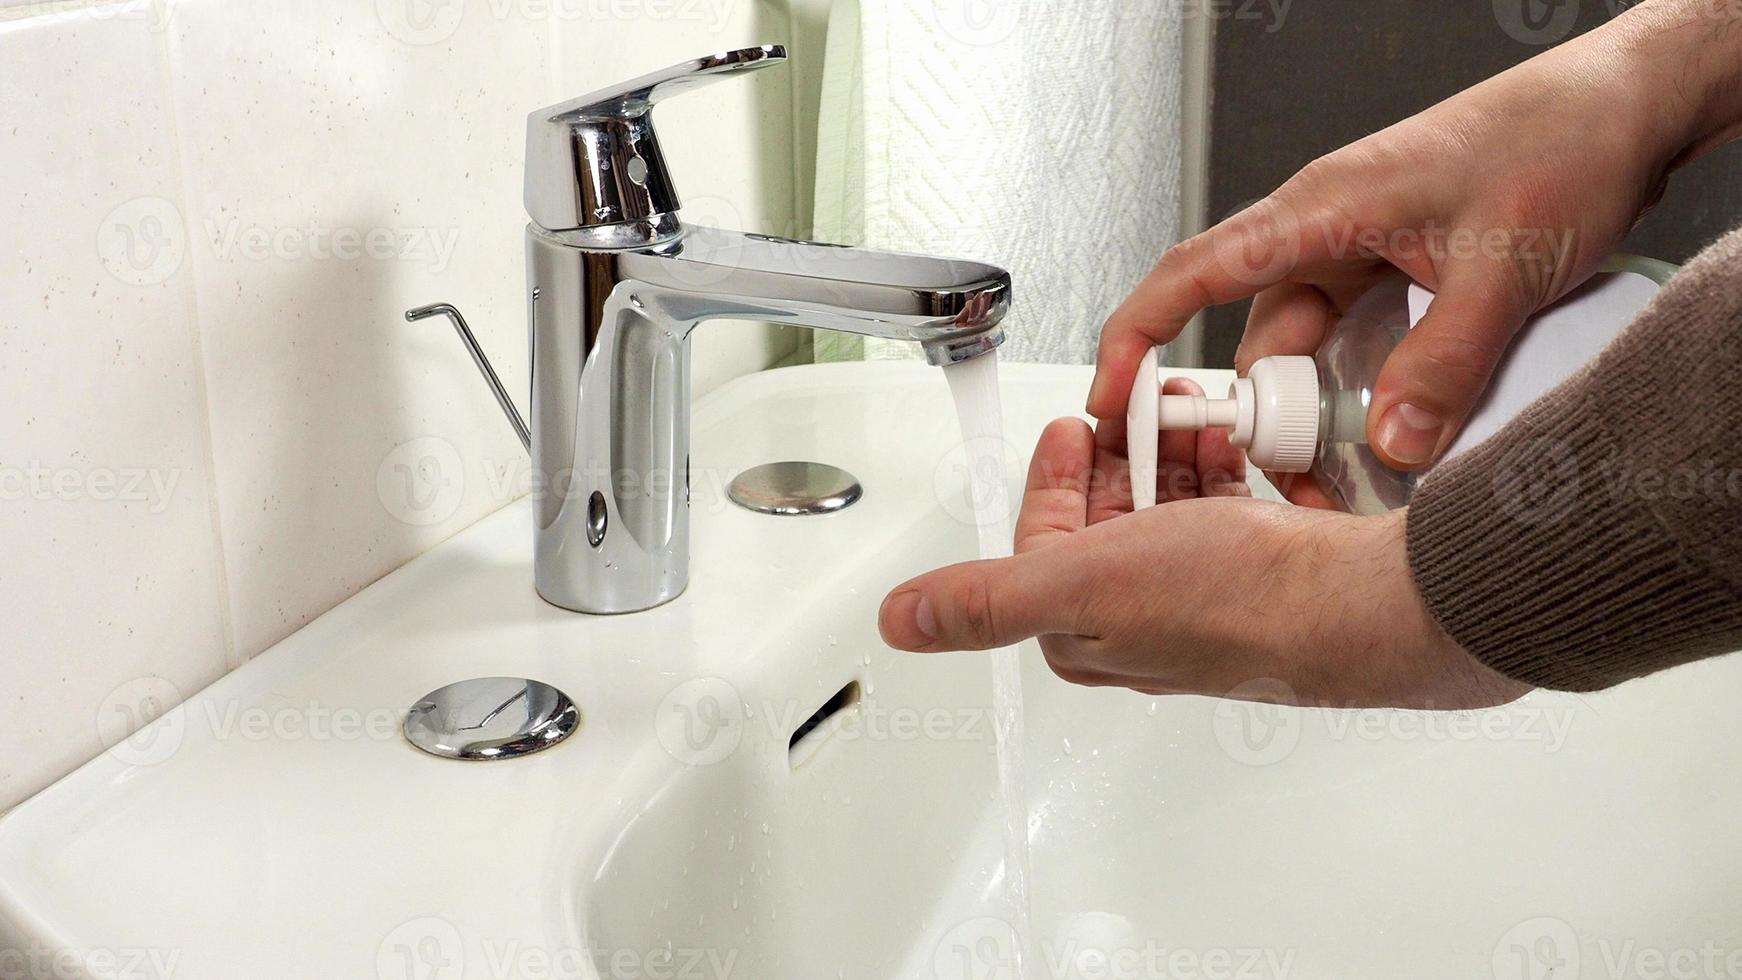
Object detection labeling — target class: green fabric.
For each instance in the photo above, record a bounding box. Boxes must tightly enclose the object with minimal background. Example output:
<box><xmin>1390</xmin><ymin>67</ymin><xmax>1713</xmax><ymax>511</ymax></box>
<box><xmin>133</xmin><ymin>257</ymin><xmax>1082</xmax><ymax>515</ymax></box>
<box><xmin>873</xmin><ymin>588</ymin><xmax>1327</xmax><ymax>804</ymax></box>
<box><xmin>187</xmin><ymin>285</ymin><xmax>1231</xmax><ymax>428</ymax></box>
<box><xmin>811</xmin><ymin>0</ymin><xmax>867</xmax><ymax>363</ymax></box>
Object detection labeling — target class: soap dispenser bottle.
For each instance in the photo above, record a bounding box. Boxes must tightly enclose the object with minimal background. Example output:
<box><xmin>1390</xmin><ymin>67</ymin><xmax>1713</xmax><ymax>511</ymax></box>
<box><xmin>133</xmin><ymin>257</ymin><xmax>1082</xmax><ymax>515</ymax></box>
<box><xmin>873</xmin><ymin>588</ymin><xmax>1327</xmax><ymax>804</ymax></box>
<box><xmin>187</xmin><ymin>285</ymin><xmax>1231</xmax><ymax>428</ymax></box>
<box><xmin>1128</xmin><ymin>258</ymin><xmax>1676</xmax><ymax>515</ymax></box>
<box><xmin>1159</xmin><ymin>274</ymin><xmax>1417</xmax><ymax>514</ymax></box>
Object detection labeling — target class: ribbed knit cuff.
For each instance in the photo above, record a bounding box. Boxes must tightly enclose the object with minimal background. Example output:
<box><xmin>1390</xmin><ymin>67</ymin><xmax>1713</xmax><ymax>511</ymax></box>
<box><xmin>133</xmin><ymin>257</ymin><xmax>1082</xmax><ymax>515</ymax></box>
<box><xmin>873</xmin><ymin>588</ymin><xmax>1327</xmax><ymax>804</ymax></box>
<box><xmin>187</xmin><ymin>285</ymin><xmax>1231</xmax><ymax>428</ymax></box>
<box><xmin>1406</xmin><ymin>405</ymin><xmax>1742</xmax><ymax>692</ymax></box>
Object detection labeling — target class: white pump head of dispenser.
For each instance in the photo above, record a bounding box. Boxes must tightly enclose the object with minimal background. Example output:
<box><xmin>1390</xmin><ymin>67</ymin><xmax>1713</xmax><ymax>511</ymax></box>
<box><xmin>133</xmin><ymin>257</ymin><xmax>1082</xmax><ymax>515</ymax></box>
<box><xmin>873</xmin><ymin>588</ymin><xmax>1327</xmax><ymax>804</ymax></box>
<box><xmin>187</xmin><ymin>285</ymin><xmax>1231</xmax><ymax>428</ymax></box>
<box><xmin>1157</xmin><ymin>356</ymin><xmax>1321</xmax><ymax>473</ymax></box>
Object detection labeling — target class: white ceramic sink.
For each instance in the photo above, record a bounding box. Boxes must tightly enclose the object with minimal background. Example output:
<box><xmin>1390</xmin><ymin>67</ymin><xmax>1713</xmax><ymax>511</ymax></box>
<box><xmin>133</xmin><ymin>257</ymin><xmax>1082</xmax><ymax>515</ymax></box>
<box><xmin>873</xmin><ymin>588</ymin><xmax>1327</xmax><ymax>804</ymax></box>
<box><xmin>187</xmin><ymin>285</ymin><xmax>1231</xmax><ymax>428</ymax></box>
<box><xmin>3</xmin><ymin>362</ymin><xmax>1741</xmax><ymax>980</ymax></box>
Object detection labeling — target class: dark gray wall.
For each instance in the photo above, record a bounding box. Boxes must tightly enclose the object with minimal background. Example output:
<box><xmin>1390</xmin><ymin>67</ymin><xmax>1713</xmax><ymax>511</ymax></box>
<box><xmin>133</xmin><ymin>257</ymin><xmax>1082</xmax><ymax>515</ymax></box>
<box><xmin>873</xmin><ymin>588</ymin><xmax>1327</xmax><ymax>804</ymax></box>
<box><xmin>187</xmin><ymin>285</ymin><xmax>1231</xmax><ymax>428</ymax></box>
<box><xmin>1202</xmin><ymin>1</ymin><xmax>1742</xmax><ymax>367</ymax></box>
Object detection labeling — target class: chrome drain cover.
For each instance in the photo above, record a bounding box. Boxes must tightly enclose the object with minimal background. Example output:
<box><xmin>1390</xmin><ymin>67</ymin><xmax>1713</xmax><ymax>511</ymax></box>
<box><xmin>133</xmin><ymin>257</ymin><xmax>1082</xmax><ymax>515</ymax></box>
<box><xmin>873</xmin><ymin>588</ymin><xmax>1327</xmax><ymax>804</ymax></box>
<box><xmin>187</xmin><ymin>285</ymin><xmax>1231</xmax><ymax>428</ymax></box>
<box><xmin>727</xmin><ymin>461</ymin><xmax>862</xmax><ymax>516</ymax></box>
<box><xmin>404</xmin><ymin>677</ymin><xmax>579</xmax><ymax>761</ymax></box>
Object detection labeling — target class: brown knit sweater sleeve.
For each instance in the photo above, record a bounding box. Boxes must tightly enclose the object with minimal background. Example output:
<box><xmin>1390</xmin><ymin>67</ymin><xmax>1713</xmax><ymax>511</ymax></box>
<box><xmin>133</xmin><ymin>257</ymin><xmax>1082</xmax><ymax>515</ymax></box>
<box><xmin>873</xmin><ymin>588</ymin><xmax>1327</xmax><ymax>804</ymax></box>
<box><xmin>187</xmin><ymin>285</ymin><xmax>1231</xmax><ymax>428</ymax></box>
<box><xmin>1406</xmin><ymin>229</ymin><xmax>1742</xmax><ymax>692</ymax></box>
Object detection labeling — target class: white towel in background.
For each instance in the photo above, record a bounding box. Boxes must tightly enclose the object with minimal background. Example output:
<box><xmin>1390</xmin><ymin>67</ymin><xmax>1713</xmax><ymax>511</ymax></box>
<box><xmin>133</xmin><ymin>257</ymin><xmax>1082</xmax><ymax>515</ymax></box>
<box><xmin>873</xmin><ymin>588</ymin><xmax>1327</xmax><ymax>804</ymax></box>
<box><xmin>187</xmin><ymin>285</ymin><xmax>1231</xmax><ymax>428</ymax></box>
<box><xmin>813</xmin><ymin>0</ymin><xmax>1184</xmax><ymax>363</ymax></box>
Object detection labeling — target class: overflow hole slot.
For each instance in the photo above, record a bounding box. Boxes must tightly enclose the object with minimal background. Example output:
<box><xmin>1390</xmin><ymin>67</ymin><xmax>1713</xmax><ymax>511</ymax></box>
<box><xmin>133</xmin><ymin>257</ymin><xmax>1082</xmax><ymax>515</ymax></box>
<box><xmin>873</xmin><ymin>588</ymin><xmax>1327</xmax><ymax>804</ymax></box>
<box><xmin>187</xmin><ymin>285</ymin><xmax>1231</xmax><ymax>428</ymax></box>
<box><xmin>787</xmin><ymin>680</ymin><xmax>862</xmax><ymax>766</ymax></box>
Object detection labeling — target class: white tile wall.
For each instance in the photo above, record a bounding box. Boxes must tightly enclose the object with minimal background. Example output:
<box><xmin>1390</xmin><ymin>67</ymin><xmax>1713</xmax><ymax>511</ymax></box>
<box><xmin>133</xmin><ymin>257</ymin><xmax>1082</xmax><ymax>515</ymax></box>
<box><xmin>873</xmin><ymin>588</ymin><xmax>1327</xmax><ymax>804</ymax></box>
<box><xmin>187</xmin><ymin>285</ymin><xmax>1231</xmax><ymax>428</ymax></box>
<box><xmin>0</xmin><ymin>2</ymin><xmax>229</xmax><ymax>811</ymax></box>
<box><xmin>1</xmin><ymin>0</ymin><xmax>804</xmax><ymax>810</ymax></box>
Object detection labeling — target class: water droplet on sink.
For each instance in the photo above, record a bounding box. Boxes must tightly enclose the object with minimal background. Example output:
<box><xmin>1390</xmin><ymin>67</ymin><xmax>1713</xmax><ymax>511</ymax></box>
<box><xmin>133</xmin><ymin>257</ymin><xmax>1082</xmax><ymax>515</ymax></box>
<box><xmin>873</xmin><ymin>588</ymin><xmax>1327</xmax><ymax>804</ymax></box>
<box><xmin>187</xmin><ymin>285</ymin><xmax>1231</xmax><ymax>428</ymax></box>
<box><xmin>1062</xmin><ymin>737</ymin><xmax>1073</xmax><ymax>755</ymax></box>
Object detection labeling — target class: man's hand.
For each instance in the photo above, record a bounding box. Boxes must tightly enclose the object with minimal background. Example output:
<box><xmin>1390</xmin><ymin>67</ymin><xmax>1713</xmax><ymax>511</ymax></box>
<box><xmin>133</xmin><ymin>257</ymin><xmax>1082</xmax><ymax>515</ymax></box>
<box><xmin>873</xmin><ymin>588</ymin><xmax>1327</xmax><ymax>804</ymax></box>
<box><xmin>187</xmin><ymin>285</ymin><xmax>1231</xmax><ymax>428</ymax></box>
<box><xmin>1085</xmin><ymin>0</ymin><xmax>1742</xmax><ymax>496</ymax></box>
<box><xmin>878</xmin><ymin>383</ymin><xmax>1530</xmax><ymax>710</ymax></box>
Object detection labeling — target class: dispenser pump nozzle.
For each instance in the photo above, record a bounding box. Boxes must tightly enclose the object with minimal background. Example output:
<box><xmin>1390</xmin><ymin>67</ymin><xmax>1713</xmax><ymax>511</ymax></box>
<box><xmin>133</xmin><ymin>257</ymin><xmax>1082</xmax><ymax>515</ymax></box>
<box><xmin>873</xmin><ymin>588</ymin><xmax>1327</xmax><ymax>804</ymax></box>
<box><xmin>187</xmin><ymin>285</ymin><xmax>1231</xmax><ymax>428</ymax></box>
<box><xmin>1156</xmin><ymin>356</ymin><xmax>1321</xmax><ymax>473</ymax></box>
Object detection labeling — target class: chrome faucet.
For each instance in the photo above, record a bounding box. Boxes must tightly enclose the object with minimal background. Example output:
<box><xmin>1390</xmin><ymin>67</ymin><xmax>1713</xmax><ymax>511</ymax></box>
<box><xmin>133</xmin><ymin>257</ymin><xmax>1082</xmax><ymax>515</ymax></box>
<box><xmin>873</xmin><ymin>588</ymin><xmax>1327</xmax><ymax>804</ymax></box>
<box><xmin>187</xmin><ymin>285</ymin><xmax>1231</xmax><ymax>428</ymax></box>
<box><xmin>414</xmin><ymin>44</ymin><xmax>1010</xmax><ymax>614</ymax></box>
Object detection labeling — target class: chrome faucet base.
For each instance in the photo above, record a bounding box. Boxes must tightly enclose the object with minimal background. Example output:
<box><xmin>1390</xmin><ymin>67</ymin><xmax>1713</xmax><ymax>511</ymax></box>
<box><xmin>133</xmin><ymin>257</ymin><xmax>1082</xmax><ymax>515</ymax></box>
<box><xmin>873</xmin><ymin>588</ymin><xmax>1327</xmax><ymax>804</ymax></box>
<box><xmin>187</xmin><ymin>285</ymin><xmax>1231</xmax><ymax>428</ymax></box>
<box><xmin>526</xmin><ymin>222</ymin><xmax>1008</xmax><ymax>614</ymax></box>
<box><xmin>417</xmin><ymin>44</ymin><xmax>1013</xmax><ymax>616</ymax></box>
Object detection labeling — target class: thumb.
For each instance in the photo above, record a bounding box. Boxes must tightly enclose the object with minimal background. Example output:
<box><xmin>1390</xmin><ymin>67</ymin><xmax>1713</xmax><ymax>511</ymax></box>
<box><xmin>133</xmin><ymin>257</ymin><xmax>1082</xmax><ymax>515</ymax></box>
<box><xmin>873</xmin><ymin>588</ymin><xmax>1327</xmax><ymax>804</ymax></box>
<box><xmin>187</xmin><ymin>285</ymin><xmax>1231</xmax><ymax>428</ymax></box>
<box><xmin>879</xmin><ymin>552</ymin><xmax>1083</xmax><ymax>653</ymax></box>
<box><xmin>1369</xmin><ymin>263</ymin><xmax>1530</xmax><ymax>469</ymax></box>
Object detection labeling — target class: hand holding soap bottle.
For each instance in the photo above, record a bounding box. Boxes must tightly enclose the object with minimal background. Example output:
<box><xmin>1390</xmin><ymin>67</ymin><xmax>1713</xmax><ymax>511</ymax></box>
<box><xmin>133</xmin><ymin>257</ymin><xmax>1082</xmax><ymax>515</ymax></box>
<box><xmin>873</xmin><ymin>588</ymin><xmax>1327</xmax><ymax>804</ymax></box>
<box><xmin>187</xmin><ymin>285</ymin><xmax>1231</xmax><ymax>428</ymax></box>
<box><xmin>1129</xmin><ymin>259</ymin><xmax>1674</xmax><ymax>514</ymax></box>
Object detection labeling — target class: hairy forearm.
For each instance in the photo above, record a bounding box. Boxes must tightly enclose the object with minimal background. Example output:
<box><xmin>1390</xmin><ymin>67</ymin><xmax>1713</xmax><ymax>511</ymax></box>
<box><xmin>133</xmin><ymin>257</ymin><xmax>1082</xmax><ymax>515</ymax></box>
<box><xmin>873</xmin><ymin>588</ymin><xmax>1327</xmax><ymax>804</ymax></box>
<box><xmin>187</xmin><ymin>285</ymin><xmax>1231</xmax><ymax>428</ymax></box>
<box><xmin>1613</xmin><ymin>0</ymin><xmax>1742</xmax><ymax>164</ymax></box>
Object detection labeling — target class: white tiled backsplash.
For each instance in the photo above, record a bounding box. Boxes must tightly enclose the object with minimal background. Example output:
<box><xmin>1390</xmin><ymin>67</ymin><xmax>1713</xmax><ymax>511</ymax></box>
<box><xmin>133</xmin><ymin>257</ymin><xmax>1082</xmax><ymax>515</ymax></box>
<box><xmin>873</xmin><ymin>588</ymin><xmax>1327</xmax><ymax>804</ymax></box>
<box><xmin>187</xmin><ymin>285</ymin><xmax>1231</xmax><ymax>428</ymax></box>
<box><xmin>0</xmin><ymin>0</ymin><xmax>807</xmax><ymax>810</ymax></box>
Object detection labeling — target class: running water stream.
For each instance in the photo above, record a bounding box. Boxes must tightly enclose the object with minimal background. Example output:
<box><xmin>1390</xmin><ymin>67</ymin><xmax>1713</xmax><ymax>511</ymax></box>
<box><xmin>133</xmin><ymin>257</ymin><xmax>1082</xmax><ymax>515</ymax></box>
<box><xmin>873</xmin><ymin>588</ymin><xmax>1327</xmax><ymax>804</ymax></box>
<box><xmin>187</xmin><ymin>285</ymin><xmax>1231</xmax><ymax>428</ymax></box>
<box><xmin>942</xmin><ymin>351</ymin><xmax>1033</xmax><ymax>977</ymax></box>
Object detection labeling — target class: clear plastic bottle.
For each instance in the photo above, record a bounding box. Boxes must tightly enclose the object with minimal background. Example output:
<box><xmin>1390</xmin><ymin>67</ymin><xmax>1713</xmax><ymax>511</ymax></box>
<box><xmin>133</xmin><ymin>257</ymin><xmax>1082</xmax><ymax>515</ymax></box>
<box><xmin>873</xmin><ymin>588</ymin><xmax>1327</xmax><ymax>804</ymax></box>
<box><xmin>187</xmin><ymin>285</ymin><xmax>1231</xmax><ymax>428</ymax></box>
<box><xmin>1307</xmin><ymin>273</ymin><xmax>1417</xmax><ymax>514</ymax></box>
<box><xmin>1145</xmin><ymin>273</ymin><xmax>1413</xmax><ymax>514</ymax></box>
<box><xmin>1143</xmin><ymin>257</ymin><xmax>1676</xmax><ymax>515</ymax></box>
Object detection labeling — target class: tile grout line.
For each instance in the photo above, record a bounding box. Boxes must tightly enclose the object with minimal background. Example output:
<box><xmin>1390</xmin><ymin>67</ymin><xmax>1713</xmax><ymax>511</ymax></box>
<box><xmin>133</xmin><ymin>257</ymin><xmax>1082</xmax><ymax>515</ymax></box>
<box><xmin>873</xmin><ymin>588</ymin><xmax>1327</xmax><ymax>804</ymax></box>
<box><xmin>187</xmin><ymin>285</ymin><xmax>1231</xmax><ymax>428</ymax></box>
<box><xmin>147</xmin><ymin>0</ymin><xmax>243</xmax><ymax>671</ymax></box>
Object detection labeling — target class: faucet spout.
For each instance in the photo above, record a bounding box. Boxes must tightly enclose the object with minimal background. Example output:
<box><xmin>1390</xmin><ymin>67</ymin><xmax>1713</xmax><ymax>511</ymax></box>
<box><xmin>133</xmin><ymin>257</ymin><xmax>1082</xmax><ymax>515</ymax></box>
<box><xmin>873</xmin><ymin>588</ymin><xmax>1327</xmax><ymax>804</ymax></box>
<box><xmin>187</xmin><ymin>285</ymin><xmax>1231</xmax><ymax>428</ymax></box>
<box><xmin>621</xmin><ymin>227</ymin><xmax>1011</xmax><ymax>365</ymax></box>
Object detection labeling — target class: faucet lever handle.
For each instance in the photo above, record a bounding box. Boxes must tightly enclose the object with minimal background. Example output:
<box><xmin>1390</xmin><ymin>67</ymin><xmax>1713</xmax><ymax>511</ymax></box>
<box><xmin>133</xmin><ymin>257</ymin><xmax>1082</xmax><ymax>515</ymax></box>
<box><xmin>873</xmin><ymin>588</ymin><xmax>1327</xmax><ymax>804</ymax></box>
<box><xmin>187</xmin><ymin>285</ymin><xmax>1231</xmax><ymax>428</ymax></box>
<box><xmin>525</xmin><ymin>44</ymin><xmax>787</xmax><ymax>245</ymax></box>
<box><xmin>539</xmin><ymin>44</ymin><xmax>786</xmax><ymax>123</ymax></box>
